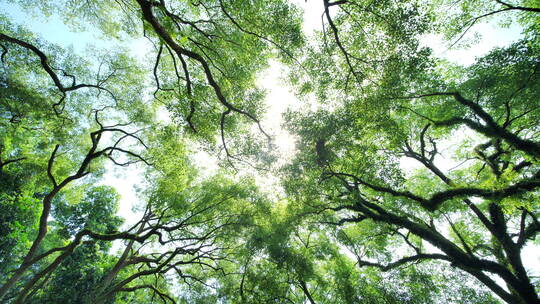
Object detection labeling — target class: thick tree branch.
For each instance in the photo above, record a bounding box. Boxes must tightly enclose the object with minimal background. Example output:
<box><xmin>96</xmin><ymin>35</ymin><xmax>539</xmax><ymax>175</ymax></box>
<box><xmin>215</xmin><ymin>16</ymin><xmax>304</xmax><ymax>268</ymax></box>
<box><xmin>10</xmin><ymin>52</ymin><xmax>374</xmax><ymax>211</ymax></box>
<box><xmin>409</xmin><ymin>92</ymin><xmax>540</xmax><ymax>158</ymax></box>
<box><xmin>357</xmin><ymin>253</ymin><xmax>451</xmax><ymax>271</ymax></box>
<box><xmin>494</xmin><ymin>0</ymin><xmax>540</xmax><ymax>13</ymax></box>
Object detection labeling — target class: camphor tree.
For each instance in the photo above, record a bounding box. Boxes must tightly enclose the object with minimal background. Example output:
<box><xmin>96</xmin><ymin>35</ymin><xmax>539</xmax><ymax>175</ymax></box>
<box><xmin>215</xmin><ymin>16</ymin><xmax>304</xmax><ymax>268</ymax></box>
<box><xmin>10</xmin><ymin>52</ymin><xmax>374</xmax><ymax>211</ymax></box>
<box><xmin>0</xmin><ymin>0</ymin><xmax>302</xmax><ymax>302</ymax></box>
<box><xmin>188</xmin><ymin>197</ymin><xmax>502</xmax><ymax>304</ymax></box>
<box><xmin>1</xmin><ymin>0</ymin><xmax>540</xmax><ymax>303</ymax></box>
<box><xmin>15</xmin><ymin>0</ymin><xmax>304</xmax><ymax>164</ymax></box>
<box><xmin>0</xmin><ymin>14</ymin><xmax>154</xmax><ymax>300</ymax></box>
<box><xmin>80</xmin><ymin>133</ymin><xmax>270</xmax><ymax>304</ymax></box>
<box><xmin>283</xmin><ymin>0</ymin><xmax>540</xmax><ymax>303</ymax></box>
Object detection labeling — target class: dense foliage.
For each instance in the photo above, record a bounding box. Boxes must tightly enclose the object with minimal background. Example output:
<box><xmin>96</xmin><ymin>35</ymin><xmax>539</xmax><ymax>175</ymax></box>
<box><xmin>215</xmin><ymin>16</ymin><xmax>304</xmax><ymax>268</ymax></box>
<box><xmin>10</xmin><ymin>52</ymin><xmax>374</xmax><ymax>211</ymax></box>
<box><xmin>0</xmin><ymin>0</ymin><xmax>539</xmax><ymax>303</ymax></box>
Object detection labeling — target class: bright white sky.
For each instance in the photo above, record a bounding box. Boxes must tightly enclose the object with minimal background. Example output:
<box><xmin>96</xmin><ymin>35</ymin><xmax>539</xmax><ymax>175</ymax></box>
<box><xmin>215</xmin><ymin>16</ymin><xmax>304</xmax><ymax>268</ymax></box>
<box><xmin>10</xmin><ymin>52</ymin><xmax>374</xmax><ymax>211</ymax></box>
<box><xmin>1</xmin><ymin>0</ymin><xmax>537</xmax><ymax>292</ymax></box>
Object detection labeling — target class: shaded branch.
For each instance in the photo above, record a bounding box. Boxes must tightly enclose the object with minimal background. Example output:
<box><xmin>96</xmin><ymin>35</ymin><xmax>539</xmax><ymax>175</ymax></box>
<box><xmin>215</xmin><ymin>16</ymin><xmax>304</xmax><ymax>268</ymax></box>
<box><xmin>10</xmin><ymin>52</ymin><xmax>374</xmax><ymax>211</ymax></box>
<box><xmin>357</xmin><ymin>253</ymin><xmax>451</xmax><ymax>271</ymax></box>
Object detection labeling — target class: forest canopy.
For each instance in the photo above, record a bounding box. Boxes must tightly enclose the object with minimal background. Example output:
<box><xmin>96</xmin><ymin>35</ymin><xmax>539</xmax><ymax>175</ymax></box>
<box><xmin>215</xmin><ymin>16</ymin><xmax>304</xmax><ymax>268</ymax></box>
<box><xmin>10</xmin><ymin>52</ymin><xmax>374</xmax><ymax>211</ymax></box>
<box><xmin>0</xmin><ymin>0</ymin><xmax>539</xmax><ymax>303</ymax></box>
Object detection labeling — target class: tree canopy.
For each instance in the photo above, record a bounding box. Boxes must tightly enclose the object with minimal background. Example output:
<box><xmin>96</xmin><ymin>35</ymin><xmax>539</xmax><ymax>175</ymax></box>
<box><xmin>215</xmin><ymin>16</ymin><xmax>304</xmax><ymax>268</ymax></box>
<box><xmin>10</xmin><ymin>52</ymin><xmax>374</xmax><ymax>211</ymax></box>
<box><xmin>0</xmin><ymin>0</ymin><xmax>539</xmax><ymax>303</ymax></box>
